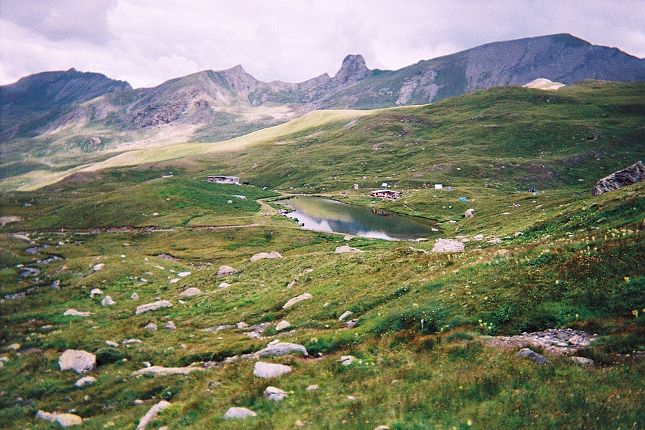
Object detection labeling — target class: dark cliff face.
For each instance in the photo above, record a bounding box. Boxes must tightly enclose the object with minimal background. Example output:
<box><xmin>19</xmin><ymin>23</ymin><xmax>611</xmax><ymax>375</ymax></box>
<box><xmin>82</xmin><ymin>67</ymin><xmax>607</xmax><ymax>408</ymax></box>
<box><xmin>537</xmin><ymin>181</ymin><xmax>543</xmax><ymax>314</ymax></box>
<box><xmin>2</xmin><ymin>33</ymin><xmax>644</xmax><ymax>142</ymax></box>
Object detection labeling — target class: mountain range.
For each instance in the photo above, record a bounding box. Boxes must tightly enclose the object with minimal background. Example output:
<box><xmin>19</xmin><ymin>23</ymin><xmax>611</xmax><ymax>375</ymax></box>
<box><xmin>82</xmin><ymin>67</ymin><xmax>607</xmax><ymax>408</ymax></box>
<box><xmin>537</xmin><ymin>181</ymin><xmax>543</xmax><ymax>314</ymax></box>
<box><xmin>1</xmin><ymin>33</ymin><xmax>644</xmax><ymax>155</ymax></box>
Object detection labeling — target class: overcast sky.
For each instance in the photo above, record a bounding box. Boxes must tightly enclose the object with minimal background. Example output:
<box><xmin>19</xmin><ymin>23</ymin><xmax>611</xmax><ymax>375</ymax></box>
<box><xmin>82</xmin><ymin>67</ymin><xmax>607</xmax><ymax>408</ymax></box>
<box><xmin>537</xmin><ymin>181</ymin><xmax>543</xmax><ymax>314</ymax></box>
<box><xmin>1</xmin><ymin>0</ymin><xmax>643</xmax><ymax>88</ymax></box>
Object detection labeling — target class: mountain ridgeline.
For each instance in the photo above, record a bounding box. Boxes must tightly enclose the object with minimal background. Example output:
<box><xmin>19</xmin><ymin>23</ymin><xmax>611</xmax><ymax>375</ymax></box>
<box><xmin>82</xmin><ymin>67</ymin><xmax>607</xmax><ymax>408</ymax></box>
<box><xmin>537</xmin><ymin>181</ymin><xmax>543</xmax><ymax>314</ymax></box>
<box><xmin>1</xmin><ymin>33</ymin><xmax>644</xmax><ymax>149</ymax></box>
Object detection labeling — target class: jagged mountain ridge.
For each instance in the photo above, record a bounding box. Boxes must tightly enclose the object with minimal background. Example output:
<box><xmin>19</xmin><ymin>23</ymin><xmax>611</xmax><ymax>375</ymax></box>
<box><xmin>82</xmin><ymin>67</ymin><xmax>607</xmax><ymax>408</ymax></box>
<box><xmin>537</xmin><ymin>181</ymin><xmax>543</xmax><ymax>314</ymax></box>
<box><xmin>1</xmin><ymin>33</ymin><xmax>644</xmax><ymax>148</ymax></box>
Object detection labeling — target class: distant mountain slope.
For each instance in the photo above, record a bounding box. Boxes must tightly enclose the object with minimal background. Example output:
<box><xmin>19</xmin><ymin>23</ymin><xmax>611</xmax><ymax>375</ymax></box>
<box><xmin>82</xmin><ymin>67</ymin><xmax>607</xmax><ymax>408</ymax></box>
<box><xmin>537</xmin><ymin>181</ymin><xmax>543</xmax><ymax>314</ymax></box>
<box><xmin>1</xmin><ymin>33</ymin><xmax>643</xmax><ymax>156</ymax></box>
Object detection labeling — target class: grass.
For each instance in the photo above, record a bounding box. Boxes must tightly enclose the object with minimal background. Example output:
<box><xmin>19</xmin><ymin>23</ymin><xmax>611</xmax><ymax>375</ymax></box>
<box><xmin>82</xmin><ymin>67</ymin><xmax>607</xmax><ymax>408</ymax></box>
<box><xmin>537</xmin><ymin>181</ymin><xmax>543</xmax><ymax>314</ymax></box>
<box><xmin>0</xmin><ymin>82</ymin><xmax>643</xmax><ymax>429</ymax></box>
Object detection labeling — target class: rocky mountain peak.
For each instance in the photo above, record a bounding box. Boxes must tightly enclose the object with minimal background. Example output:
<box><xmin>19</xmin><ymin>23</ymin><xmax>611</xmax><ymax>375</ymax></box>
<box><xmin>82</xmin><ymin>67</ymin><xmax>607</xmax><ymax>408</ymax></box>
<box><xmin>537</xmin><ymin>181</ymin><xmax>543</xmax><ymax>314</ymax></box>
<box><xmin>333</xmin><ymin>54</ymin><xmax>369</xmax><ymax>85</ymax></box>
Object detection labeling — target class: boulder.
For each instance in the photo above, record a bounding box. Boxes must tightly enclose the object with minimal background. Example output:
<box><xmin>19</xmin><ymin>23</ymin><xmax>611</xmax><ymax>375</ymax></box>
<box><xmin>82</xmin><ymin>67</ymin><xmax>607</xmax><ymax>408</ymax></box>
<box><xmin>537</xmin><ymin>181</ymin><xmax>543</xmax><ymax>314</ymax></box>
<box><xmin>218</xmin><ymin>282</ymin><xmax>231</xmax><ymax>289</ymax></box>
<box><xmin>164</xmin><ymin>321</ymin><xmax>176</xmax><ymax>330</ymax></box>
<box><xmin>431</xmin><ymin>239</ymin><xmax>465</xmax><ymax>253</ymax></box>
<box><xmin>101</xmin><ymin>295</ymin><xmax>116</xmax><ymax>306</ymax></box>
<box><xmin>93</xmin><ymin>263</ymin><xmax>105</xmax><ymax>271</ymax></box>
<box><xmin>338</xmin><ymin>311</ymin><xmax>353</xmax><ymax>321</ymax></box>
<box><xmin>265</xmin><ymin>386</ymin><xmax>288</xmax><ymax>401</ymax></box>
<box><xmin>179</xmin><ymin>287</ymin><xmax>201</xmax><ymax>298</ymax></box>
<box><xmin>217</xmin><ymin>265</ymin><xmax>237</xmax><ymax>276</ymax></box>
<box><xmin>253</xmin><ymin>361</ymin><xmax>292</xmax><ymax>379</ymax></box>
<box><xmin>306</xmin><ymin>384</ymin><xmax>319</xmax><ymax>391</ymax></box>
<box><xmin>59</xmin><ymin>350</ymin><xmax>96</xmax><ymax>374</ymax></box>
<box><xmin>145</xmin><ymin>323</ymin><xmax>158</xmax><ymax>331</ymax></box>
<box><xmin>335</xmin><ymin>245</ymin><xmax>363</xmax><ymax>254</ymax></box>
<box><xmin>473</xmin><ymin>234</ymin><xmax>484</xmax><ymax>241</ymax></box>
<box><xmin>275</xmin><ymin>320</ymin><xmax>292</xmax><ymax>332</ymax></box>
<box><xmin>90</xmin><ymin>288</ymin><xmax>103</xmax><ymax>297</ymax></box>
<box><xmin>135</xmin><ymin>300</ymin><xmax>172</xmax><ymax>315</ymax></box>
<box><xmin>122</xmin><ymin>338</ymin><xmax>143</xmax><ymax>345</ymax></box>
<box><xmin>464</xmin><ymin>208</ymin><xmax>475</xmax><ymax>218</ymax></box>
<box><xmin>250</xmin><ymin>251</ymin><xmax>283</xmax><ymax>262</ymax></box>
<box><xmin>36</xmin><ymin>410</ymin><xmax>83</xmax><ymax>427</ymax></box>
<box><xmin>63</xmin><ymin>309</ymin><xmax>92</xmax><ymax>317</ymax></box>
<box><xmin>592</xmin><ymin>161</ymin><xmax>645</xmax><ymax>195</ymax></box>
<box><xmin>283</xmin><ymin>293</ymin><xmax>312</xmax><ymax>310</ymax></box>
<box><xmin>131</xmin><ymin>365</ymin><xmax>204</xmax><ymax>376</ymax></box>
<box><xmin>516</xmin><ymin>348</ymin><xmax>550</xmax><ymax>365</ymax></box>
<box><xmin>570</xmin><ymin>356</ymin><xmax>594</xmax><ymax>366</ymax></box>
<box><xmin>105</xmin><ymin>340</ymin><xmax>119</xmax><ymax>347</ymax></box>
<box><xmin>223</xmin><ymin>407</ymin><xmax>257</xmax><ymax>420</ymax></box>
<box><xmin>177</xmin><ymin>271</ymin><xmax>191</xmax><ymax>277</ymax></box>
<box><xmin>74</xmin><ymin>376</ymin><xmax>96</xmax><ymax>387</ymax></box>
<box><xmin>256</xmin><ymin>342</ymin><xmax>308</xmax><ymax>357</ymax></box>
<box><xmin>136</xmin><ymin>400</ymin><xmax>171</xmax><ymax>430</ymax></box>
<box><xmin>131</xmin><ymin>292</ymin><xmax>140</xmax><ymax>300</ymax></box>
<box><xmin>339</xmin><ymin>355</ymin><xmax>355</xmax><ymax>366</ymax></box>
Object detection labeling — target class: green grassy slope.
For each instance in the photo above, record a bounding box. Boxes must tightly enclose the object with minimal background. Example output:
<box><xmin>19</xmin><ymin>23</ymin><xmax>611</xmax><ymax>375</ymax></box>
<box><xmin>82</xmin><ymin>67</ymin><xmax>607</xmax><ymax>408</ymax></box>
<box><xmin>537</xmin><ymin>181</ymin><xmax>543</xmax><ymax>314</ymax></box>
<box><xmin>0</xmin><ymin>82</ymin><xmax>643</xmax><ymax>429</ymax></box>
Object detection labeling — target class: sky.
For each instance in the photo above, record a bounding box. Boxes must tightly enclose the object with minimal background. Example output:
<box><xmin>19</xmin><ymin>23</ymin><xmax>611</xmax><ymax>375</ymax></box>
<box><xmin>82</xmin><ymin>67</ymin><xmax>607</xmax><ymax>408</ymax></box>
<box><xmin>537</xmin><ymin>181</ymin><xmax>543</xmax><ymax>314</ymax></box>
<box><xmin>1</xmin><ymin>0</ymin><xmax>644</xmax><ymax>88</ymax></box>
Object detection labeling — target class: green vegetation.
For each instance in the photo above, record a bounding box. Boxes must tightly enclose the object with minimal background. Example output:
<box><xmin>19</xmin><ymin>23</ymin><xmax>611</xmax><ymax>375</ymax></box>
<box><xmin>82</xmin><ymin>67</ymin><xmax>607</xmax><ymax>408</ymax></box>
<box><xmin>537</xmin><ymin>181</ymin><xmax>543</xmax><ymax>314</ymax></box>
<box><xmin>0</xmin><ymin>82</ymin><xmax>643</xmax><ymax>429</ymax></box>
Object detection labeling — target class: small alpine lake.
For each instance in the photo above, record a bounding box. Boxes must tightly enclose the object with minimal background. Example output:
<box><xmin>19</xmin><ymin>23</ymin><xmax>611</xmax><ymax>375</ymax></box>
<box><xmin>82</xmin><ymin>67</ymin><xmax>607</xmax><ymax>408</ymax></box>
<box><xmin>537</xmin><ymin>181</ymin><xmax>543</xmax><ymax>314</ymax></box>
<box><xmin>278</xmin><ymin>196</ymin><xmax>439</xmax><ymax>241</ymax></box>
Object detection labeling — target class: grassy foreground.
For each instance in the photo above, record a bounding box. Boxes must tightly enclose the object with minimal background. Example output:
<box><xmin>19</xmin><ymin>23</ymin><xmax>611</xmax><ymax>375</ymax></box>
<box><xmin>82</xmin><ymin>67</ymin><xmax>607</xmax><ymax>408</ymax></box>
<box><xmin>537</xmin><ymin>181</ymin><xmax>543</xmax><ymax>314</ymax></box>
<box><xmin>0</xmin><ymin>82</ymin><xmax>643</xmax><ymax>429</ymax></box>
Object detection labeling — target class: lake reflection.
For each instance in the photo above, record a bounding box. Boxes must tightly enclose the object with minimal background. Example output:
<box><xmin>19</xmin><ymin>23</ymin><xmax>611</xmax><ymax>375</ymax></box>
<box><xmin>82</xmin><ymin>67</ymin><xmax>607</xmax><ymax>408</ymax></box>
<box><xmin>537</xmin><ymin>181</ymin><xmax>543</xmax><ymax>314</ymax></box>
<box><xmin>280</xmin><ymin>196</ymin><xmax>439</xmax><ymax>241</ymax></box>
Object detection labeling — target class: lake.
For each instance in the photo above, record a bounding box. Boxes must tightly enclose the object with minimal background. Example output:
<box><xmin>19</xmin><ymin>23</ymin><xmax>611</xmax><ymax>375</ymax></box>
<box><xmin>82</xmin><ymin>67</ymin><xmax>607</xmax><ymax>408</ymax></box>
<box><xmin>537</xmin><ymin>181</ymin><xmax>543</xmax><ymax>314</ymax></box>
<box><xmin>279</xmin><ymin>196</ymin><xmax>439</xmax><ymax>241</ymax></box>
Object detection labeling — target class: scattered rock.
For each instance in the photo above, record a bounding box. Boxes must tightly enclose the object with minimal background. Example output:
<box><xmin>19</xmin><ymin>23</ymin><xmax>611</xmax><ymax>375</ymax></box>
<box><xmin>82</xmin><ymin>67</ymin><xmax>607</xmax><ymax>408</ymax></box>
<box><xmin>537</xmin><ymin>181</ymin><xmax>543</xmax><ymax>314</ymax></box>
<box><xmin>464</xmin><ymin>208</ymin><xmax>475</xmax><ymax>218</ymax></box>
<box><xmin>93</xmin><ymin>263</ymin><xmax>105</xmax><ymax>272</ymax></box>
<box><xmin>253</xmin><ymin>361</ymin><xmax>292</xmax><ymax>378</ymax></box>
<box><xmin>36</xmin><ymin>410</ymin><xmax>83</xmax><ymax>427</ymax></box>
<box><xmin>246</xmin><ymin>322</ymin><xmax>270</xmax><ymax>339</ymax></box>
<box><xmin>90</xmin><ymin>288</ymin><xmax>103</xmax><ymax>298</ymax></box>
<box><xmin>59</xmin><ymin>350</ymin><xmax>96</xmax><ymax>374</ymax></box>
<box><xmin>223</xmin><ymin>407</ymin><xmax>257</xmax><ymax>420</ymax></box>
<box><xmin>50</xmin><ymin>280</ymin><xmax>61</xmax><ymax>289</ymax></box>
<box><xmin>339</xmin><ymin>355</ymin><xmax>355</xmax><ymax>366</ymax></box>
<box><xmin>145</xmin><ymin>323</ymin><xmax>158</xmax><ymax>331</ymax></box>
<box><xmin>374</xmin><ymin>426</ymin><xmax>390</xmax><ymax>430</ymax></box>
<box><xmin>306</xmin><ymin>384</ymin><xmax>319</xmax><ymax>391</ymax></box>
<box><xmin>256</xmin><ymin>342</ymin><xmax>308</xmax><ymax>358</ymax></box>
<box><xmin>345</xmin><ymin>319</ymin><xmax>359</xmax><ymax>328</ymax></box>
<box><xmin>265</xmin><ymin>386</ymin><xmax>288</xmax><ymax>401</ymax></box>
<box><xmin>164</xmin><ymin>321</ymin><xmax>176</xmax><ymax>330</ymax></box>
<box><xmin>136</xmin><ymin>400</ymin><xmax>171</xmax><ymax>430</ymax></box>
<box><xmin>338</xmin><ymin>311</ymin><xmax>353</xmax><ymax>321</ymax></box>
<box><xmin>473</xmin><ymin>234</ymin><xmax>484</xmax><ymax>241</ymax></box>
<box><xmin>0</xmin><ymin>215</ymin><xmax>22</xmax><ymax>228</ymax></box>
<box><xmin>275</xmin><ymin>320</ymin><xmax>292</xmax><ymax>332</ymax></box>
<box><xmin>179</xmin><ymin>287</ymin><xmax>202</xmax><ymax>298</ymax></box>
<box><xmin>218</xmin><ymin>282</ymin><xmax>231</xmax><ymax>289</ymax></box>
<box><xmin>135</xmin><ymin>300</ymin><xmax>172</xmax><ymax>315</ymax></box>
<box><xmin>7</xmin><ymin>343</ymin><xmax>20</xmax><ymax>351</ymax></box>
<box><xmin>105</xmin><ymin>341</ymin><xmax>119</xmax><ymax>347</ymax></box>
<box><xmin>74</xmin><ymin>376</ymin><xmax>97</xmax><ymax>387</ymax></box>
<box><xmin>131</xmin><ymin>365</ymin><xmax>204</xmax><ymax>376</ymax></box>
<box><xmin>335</xmin><ymin>245</ymin><xmax>363</xmax><ymax>254</ymax></box>
<box><xmin>217</xmin><ymin>265</ymin><xmax>237</xmax><ymax>276</ymax></box>
<box><xmin>570</xmin><ymin>356</ymin><xmax>594</xmax><ymax>366</ymax></box>
<box><xmin>431</xmin><ymin>239</ymin><xmax>465</xmax><ymax>253</ymax></box>
<box><xmin>516</xmin><ymin>348</ymin><xmax>550</xmax><ymax>365</ymax></box>
<box><xmin>485</xmin><ymin>329</ymin><xmax>597</xmax><ymax>355</ymax></box>
<box><xmin>177</xmin><ymin>271</ymin><xmax>191</xmax><ymax>277</ymax></box>
<box><xmin>131</xmin><ymin>292</ymin><xmax>140</xmax><ymax>300</ymax></box>
<box><xmin>237</xmin><ymin>322</ymin><xmax>249</xmax><ymax>329</ymax></box>
<box><xmin>122</xmin><ymin>339</ymin><xmax>143</xmax><ymax>345</ymax></box>
<box><xmin>592</xmin><ymin>161</ymin><xmax>645</xmax><ymax>195</ymax></box>
<box><xmin>101</xmin><ymin>295</ymin><xmax>116</xmax><ymax>306</ymax></box>
<box><xmin>134</xmin><ymin>399</ymin><xmax>145</xmax><ymax>405</ymax></box>
<box><xmin>250</xmin><ymin>251</ymin><xmax>283</xmax><ymax>262</ymax></box>
<box><xmin>283</xmin><ymin>293</ymin><xmax>312</xmax><ymax>310</ymax></box>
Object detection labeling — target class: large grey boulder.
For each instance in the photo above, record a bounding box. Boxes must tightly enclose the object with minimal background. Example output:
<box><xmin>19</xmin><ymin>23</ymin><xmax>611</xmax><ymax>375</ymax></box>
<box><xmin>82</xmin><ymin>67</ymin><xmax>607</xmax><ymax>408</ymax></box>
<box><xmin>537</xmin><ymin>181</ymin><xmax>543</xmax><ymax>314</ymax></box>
<box><xmin>135</xmin><ymin>300</ymin><xmax>172</xmax><ymax>315</ymax></box>
<box><xmin>592</xmin><ymin>161</ymin><xmax>645</xmax><ymax>195</ymax></box>
<box><xmin>36</xmin><ymin>410</ymin><xmax>83</xmax><ymax>427</ymax></box>
<box><xmin>63</xmin><ymin>309</ymin><xmax>92</xmax><ymax>317</ymax></box>
<box><xmin>431</xmin><ymin>239</ymin><xmax>465</xmax><ymax>253</ymax></box>
<box><xmin>179</xmin><ymin>287</ymin><xmax>201</xmax><ymax>298</ymax></box>
<box><xmin>265</xmin><ymin>386</ymin><xmax>288</xmax><ymax>401</ymax></box>
<box><xmin>275</xmin><ymin>320</ymin><xmax>292</xmax><ymax>332</ymax></box>
<box><xmin>516</xmin><ymin>348</ymin><xmax>550</xmax><ymax>365</ymax></box>
<box><xmin>59</xmin><ymin>350</ymin><xmax>96</xmax><ymax>374</ymax></box>
<box><xmin>223</xmin><ymin>407</ymin><xmax>257</xmax><ymax>420</ymax></box>
<box><xmin>101</xmin><ymin>295</ymin><xmax>116</xmax><ymax>306</ymax></box>
<box><xmin>217</xmin><ymin>265</ymin><xmax>237</xmax><ymax>276</ymax></box>
<box><xmin>283</xmin><ymin>293</ymin><xmax>312</xmax><ymax>310</ymax></box>
<box><xmin>250</xmin><ymin>251</ymin><xmax>283</xmax><ymax>262</ymax></box>
<box><xmin>253</xmin><ymin>361</ymin><xmax>292</xmax><ymax>379</ymax></box>
<box><xmin>74</xmin><ymin>376</ymin><xmax>96</xmax><ymax>387</ymax></box>
<box><xmin>256</xmin><ymin>341</ymin><xmax>308</xmax><ymax>357</ymax></box>
<box><xmin>136</xmin><ymin>400</ymin><xmax>171</xmax><ymax>430</ymax></box>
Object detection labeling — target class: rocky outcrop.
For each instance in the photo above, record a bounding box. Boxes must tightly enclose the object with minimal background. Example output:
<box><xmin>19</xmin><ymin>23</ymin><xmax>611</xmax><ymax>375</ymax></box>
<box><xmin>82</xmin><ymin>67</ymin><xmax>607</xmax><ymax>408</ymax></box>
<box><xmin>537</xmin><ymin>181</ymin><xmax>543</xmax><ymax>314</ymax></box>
<box><xmin>253</xmin><ymin>361</ymin><xmax>292</xmax><ymax>378</ymax></box>
<box><xmin>283</xmin><ymin>293</ymin><xmax>312</xmax><ymax>309</ymax></box>
<box><xmin>131</xmin><ymin>365</ymin><xmax>204</xmax><ymax>376</ymax></box>
<box><xmin>223</xmin><ymin>407</ymin><xmax>257</xmax><ymax>420</ymax></box>
<box><xmin>265</xmin><ymin>386</ymin><xmax>288</xmax><ymax>401</ymax></box>
<box><xmin>592</xmin><ymin>161</ymin><xmax>645</xmax><ymax>195</ymax></box>
<box><xmin>59</xmin><ymin>350</ymin><xmax>96</xmax><ymax>374</ymax></box>
<box><xmin>485</xmin><ymin>328</ymin><xmax>597</xmax><ymax>355</ymax></box>
<box><xmin>250</xmin><ymin>251</ymin><xmax>283</xmax><ymax>262</ymax></box>
<box><xmin>275</xmin><ymin>320</ymin><xmax>292</xmax><ymax>332</ymax></box>
<box><xmin>217</xmin><ymin>265</ymin><xmax>237</xmax><ymax>276</ymax></box>
<box><xmin>74</xmin><ymin>376</ymin><xmax>96</xmax><ymax>387</ymax></box>
<box><xmin>36</xmin><ymin>410</ymin><xmax>83</xmax><ymax>427</ymax></box>
<box><xmin>431</xmin><ymin>239</ymin><xmax>465</xmax><ymax>253</ymax></box>
<box><xmin>256</xmin><ymin>341</ymin><xmax>308</xmax><ymax>357</ymax></box>
<box><xmin>335</xmin><ymin>245</ymin><xmax>363</xmax><ymax>254</ymax></box>
<box><xmin>63</xmin><ymin>309</ymin><xmax>92</xmax><ymax>317</ymax></box>
<box><xmin>135</xmin><ymin>300</ymin><xmax>172</xmax><ymax>315</ymax></box>
<box><xmin>179</xmin><ymin>287</ymin><xmax>202</xmax><ymax>298</ymax></box>
<box><xmin>136</xmin><ymin>400</ymin><xmax>171</xmax><ymax>430</ymax></box>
